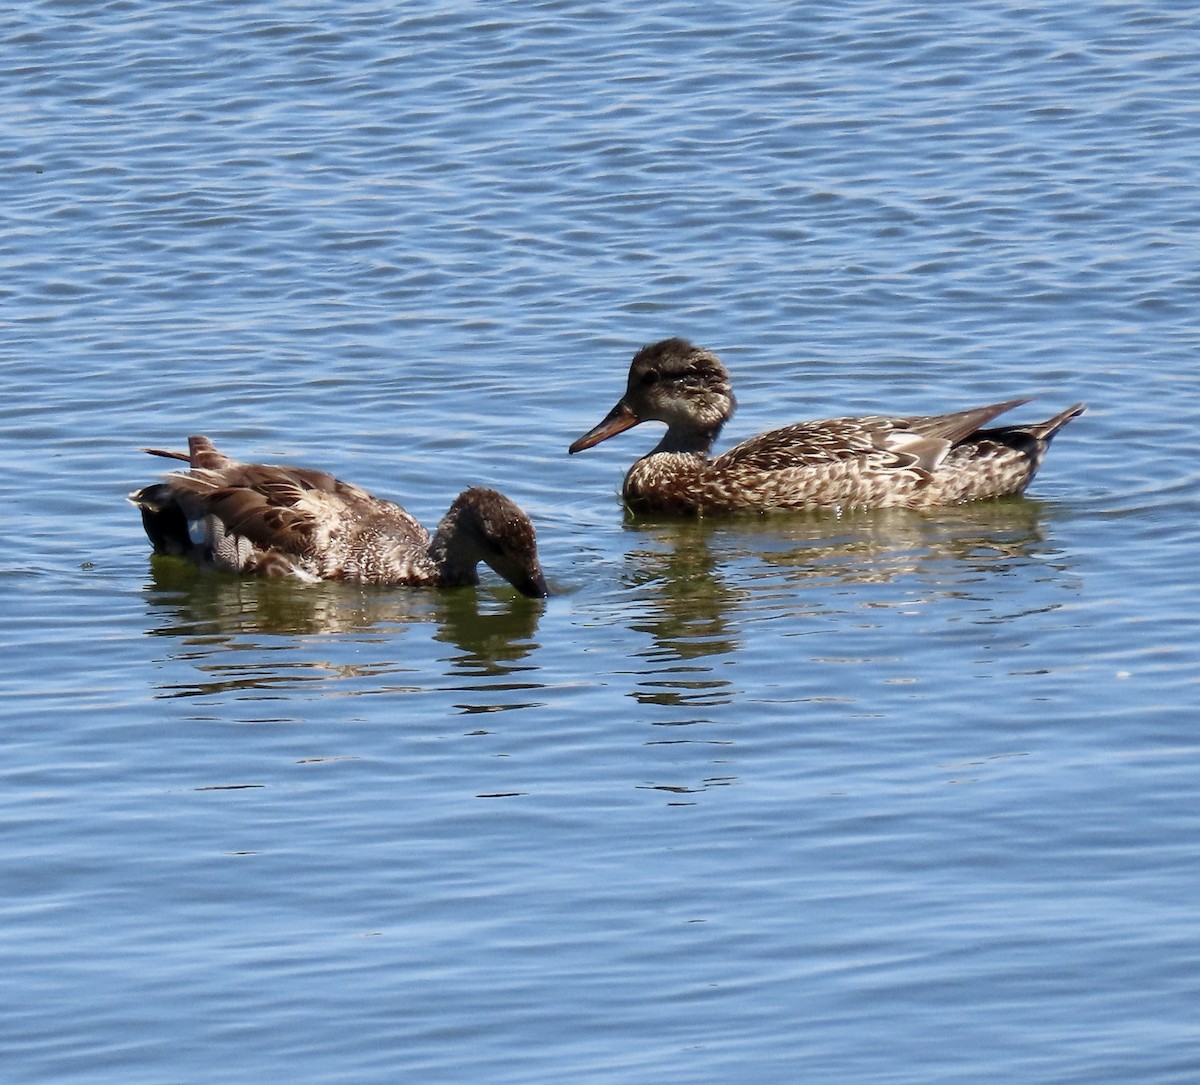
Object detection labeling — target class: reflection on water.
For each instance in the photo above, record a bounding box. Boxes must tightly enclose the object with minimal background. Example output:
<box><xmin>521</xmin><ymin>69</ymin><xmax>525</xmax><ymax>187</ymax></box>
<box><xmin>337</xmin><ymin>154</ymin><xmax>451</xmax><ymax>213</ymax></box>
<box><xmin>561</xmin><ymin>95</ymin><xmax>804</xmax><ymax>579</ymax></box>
<box><xmin>141</xmin><ymin>557</ymin><xmax>544</xmax><ymax>707</ymax></box>
<box><xmin>622</xmin><ymin>520</ymin><xmax>748</xmax><ymax>713</ymax></box>
<box><xmin>140</xmin><ymin>499</ymin><xmax>1078</xmax><ymax>739</ymax></box>
<box><xmin>627</xmin><ymin>497</ymin><xmax>1059</xmax><ymax>590</ymax></box>
<box><xmin>620</xmin><ymin>498</ymin><xmax>1075</xmax><ymax>712</ymax></box>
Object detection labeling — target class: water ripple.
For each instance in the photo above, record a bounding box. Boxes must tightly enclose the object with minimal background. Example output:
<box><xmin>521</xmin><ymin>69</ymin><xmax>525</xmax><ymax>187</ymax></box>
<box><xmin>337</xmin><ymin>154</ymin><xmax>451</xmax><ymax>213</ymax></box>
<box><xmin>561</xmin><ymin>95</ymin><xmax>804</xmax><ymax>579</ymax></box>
<box><xmin>3</xmin><ymin>2</ymin><xmax>1200</xmax><ymax>1082</ymax></box>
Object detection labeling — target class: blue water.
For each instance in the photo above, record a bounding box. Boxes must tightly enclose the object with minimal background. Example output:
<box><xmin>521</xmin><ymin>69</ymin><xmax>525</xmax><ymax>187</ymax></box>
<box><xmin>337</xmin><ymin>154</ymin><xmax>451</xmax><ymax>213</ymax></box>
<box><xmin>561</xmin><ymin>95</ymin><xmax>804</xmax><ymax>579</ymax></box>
<box><xmin>3</xmin><ymin>2</ymin><xmax>1199</xmax><ymax>1082</ymax></box>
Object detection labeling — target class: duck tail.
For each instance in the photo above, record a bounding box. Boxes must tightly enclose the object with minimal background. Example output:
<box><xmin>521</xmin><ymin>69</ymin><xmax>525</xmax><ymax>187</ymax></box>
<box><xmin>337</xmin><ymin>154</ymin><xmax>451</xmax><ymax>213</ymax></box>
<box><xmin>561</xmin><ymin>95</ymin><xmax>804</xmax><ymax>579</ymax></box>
<box><xmin>1027</xmin><ymin>403</ymin><xmax>1086</xmax><ymax>442</ymax></box>
<box><xmin>128</xmin><ymin>483</ymin><xmax>192</xmax><ymax>556</ymax></box>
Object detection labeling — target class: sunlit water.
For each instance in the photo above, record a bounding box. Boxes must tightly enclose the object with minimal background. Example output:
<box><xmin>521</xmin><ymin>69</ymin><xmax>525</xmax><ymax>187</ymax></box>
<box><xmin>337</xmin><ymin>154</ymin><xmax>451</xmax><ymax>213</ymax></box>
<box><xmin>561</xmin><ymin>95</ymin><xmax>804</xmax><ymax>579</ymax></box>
<box><xmin>2</xmin><ymin>3</ymin><xmax>1199</xmax><ymax>1083</ymax></box>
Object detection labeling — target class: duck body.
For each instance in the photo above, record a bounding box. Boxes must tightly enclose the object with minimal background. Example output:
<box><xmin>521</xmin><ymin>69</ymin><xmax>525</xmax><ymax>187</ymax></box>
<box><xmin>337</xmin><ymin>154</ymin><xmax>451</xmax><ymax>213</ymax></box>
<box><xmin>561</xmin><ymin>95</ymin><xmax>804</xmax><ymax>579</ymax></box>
<box><xmin>570</xmin><ymin>338</ymin><xmax>1085</xmax><ymax>516</ymax></box>
<box><xmin>130</xmin><ymin>437</ymin><xmax>547</xmax><ymax>597</ymax></box>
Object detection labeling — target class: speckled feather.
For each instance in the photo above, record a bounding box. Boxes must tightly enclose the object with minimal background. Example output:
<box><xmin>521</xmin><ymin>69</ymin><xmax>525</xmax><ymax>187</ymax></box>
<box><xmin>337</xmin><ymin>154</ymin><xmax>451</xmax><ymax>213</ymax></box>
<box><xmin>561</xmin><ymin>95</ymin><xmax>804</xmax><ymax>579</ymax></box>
<box><xmin>570</xmin><ymin>338</ymin><xmax>1085</xmax><ymax>515</ymax></box>
<box><xmin>129</xmin><ymin>437</ymin><xmax>547</xmax><ymax>596</ymax></box>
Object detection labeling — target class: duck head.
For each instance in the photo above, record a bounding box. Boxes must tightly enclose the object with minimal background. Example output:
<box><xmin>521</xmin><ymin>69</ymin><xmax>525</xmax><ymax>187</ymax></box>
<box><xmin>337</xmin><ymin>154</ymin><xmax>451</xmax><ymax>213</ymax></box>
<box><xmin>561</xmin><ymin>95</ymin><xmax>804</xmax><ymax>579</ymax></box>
<box><xmin>568</xmin><ymin>338</ymin><xmax>736</xmax><ymax>456</ymax></box>
<box><xmin>432</xmin><ymin>487</ymin><xmax>548</xmax><ymax>598</ymax></box>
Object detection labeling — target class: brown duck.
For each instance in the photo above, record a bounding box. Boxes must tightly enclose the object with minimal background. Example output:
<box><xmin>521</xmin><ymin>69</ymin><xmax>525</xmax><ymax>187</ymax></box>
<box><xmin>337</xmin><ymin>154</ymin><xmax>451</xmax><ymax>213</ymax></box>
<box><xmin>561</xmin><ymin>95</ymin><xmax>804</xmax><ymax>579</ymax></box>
<box><xmin>569</xmin><ymin>338</ymin><xmax>1085</xmax><ymax>515</ymax></box>
<box><xmin>130</xmin><ymin>437</ymin><xmax>548</xmax><ymax>597</ymax></box>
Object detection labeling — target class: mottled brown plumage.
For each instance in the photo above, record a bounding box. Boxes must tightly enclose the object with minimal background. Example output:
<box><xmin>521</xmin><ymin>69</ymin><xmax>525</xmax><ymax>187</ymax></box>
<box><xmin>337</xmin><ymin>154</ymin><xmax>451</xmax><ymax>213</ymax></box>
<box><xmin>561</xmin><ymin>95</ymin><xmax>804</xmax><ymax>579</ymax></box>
<box><xmin>129</xmin><ymin>437</ymin><xmax>548</xmax><ymax>597</ymax></box>
<box><xmin>569</xmin><ymin>338</ymin><xmax>1085</xmax><ymax>515</ymax></box>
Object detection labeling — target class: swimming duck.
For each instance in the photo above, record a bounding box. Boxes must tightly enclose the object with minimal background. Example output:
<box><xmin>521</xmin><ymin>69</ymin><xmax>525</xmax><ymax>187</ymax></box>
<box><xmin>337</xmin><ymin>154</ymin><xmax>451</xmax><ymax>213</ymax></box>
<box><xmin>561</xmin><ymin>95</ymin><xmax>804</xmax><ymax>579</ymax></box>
<box><xmin>130</xmin><ymin>437</ymin><xmax>548</xmax><ymax>597</ymax></box>
<box><xmin>569</xmin><ymin>338</ymin><xmax>1085</xmax><ymax>515</ymax></box>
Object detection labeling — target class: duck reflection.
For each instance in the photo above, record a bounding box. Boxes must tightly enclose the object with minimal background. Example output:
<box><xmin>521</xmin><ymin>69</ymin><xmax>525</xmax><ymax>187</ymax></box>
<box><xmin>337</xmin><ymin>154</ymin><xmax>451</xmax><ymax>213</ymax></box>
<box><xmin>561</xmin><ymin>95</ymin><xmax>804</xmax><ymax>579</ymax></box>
<box><xmin>722</xmin><ymin>496</ymin><xmax>1057</xmax><ymax>585</ymax></box>
<box><xmin>620</xmin><ymin>497</ymin><xmax>1063</xmax><ymax>713</ymax></box>
<box><xmin>622</xmin><ymin>518</ymin><xmax>747</xmax><ymax>711</ymax></box>
<box><xmin>142</xmin><ymin>556</ymin><xmax>543</xmax><ymax>702</ymax></box>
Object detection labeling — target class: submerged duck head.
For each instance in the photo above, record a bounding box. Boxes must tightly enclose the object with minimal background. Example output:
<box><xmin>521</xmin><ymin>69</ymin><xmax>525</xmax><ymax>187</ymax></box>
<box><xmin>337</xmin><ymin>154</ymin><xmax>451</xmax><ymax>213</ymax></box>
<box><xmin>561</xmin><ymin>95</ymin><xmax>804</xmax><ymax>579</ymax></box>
<box><xmin>432</xmin><ymin>487</ymin><xmax>549</xmax><ymax>598</ymax></box>
<box><xmin>568</xmin><ymin>338</ymin><xmax>737</xmax><ymax>456</ymax></box>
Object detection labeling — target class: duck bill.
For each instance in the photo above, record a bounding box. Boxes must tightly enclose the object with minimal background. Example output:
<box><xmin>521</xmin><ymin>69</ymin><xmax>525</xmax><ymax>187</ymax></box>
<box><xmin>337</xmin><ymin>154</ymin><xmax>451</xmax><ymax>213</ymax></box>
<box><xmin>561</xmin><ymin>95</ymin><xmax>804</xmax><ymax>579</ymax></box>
<box><xmin>568</xmin><ymin>400</ymin><xmax>640</xmax><ymax>454</ymax></box>
<box><xmin>522</xmin><ymin>569</ymin><xmax>549</xmax><ymax>598</ymax></box>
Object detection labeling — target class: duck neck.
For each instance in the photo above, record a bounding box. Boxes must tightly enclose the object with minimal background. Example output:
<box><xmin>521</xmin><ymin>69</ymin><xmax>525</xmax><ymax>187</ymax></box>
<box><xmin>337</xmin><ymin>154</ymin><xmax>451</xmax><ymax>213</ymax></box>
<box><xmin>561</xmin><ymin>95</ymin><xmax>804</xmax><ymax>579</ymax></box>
<box><xmin>427</xmin><ymin>507</ymin><xmax>481</xmax><ymax>587</ymax></box>
<box><xmin>650</xmin><ymin>421</ymin><xmax>722</xmax><ymax>457</ymax></box>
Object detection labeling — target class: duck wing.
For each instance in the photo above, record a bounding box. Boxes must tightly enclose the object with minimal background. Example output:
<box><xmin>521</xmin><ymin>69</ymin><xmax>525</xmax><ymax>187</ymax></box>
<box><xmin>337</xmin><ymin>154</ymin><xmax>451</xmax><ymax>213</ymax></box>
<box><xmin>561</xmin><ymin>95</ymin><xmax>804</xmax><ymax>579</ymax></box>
<box><xmin>143</xmin><ymin>436</ymin><xmax>347</xmax><ymax>492</ymax></box>
<box><xmin>159</xmin><ymin>439</ymin><xmax>428</xmax><ymax>558</ymax></box>
<box><xmin>712</xmin><ymin>399</ymin><xmax>1029</xmax><ymax>475</ymax></box>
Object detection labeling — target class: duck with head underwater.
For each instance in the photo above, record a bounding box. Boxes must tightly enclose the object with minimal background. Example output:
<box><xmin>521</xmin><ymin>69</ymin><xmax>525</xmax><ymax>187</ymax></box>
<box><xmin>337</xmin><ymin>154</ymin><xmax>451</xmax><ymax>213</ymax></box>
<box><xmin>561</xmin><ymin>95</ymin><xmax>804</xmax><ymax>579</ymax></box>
<box><xmin>130</xmin><ymin>437</ymin><xmax>548</xmax><ymax>597</ymax></box>
<box><xmin>569</xmin><ymin>337</ymin><xmax>1085</xmax><ymax>516</ymax></box>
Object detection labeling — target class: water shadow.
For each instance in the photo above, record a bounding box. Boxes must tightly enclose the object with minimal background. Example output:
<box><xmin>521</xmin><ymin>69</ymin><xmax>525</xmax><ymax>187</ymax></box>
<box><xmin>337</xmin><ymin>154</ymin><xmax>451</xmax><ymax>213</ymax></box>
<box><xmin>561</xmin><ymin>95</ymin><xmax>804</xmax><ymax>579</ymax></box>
<box><xmin>141</xmin><ymin>557</ymin><xmax>543</xmax><ymax>702</ymax></box>
<box><xmin>619</xmin><ymin>498</ymin><xmax>1074</xmax><ymax>710</ymax></box>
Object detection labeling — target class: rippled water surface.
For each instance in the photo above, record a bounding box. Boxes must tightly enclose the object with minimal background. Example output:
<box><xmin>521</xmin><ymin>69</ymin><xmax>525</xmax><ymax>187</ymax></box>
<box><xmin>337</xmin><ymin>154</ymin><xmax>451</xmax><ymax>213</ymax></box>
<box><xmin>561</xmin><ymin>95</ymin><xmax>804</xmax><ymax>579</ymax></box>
<box><xmin>3</xmin><ymin>2</ymin><xmax>1199</xmax><ymax>1082</ymax></box>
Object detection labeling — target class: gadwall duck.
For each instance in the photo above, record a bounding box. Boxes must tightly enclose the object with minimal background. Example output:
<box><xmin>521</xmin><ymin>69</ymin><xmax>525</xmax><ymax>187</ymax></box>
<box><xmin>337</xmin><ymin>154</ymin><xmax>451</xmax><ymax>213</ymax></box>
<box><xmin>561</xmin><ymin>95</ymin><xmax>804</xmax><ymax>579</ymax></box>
<box><xmin>130</xmin><ymin>437</ymin><xmax>548</xmax><ymax>597</ymax></box>
<box><xmin>569</xmin><ymin>338</ymin><xmax>1085</xmax><ymax>515</ymax></box>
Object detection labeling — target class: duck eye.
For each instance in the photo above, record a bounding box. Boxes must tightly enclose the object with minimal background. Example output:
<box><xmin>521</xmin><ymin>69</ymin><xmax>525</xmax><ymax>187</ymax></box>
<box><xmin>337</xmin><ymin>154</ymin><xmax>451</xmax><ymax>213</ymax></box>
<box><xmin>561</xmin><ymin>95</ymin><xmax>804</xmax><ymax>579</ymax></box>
<box><xmin>640</xmin><ymin>368</ymin><xmax>660</xmax><ymax>387</ymax></box>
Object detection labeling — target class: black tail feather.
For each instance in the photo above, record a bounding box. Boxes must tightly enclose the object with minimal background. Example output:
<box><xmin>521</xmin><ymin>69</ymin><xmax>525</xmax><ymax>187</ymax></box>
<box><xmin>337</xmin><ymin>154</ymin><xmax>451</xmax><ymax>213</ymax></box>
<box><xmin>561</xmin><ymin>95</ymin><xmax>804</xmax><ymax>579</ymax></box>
<box><xmin>129</xmin><ymin>484</ymin><xmax>191</xmax><ymax>556</ymax></box>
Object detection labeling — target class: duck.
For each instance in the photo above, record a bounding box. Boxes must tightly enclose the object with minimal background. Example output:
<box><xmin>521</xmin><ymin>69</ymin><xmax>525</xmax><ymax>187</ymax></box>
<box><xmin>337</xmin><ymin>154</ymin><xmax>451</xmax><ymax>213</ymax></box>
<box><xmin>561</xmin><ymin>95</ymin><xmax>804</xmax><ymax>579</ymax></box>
<box><xmin>129</xmin><ymin>436</ymin><xmax>548</xmax><ymax>597</ymax></box>
<box><xmin>569</xmin><ymin>338</ymin><xmax>1085</xmax><ymax>515</ymax></box>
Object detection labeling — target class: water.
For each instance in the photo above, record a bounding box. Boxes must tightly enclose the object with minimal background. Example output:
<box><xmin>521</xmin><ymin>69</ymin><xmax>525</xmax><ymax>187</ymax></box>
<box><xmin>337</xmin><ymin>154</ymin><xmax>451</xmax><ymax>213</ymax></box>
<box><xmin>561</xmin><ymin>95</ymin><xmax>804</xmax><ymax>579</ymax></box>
<box><xmin>3</xmin><ymin>2</ymin><xmax>1199</xmax><ymax>1082</ymax></box>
